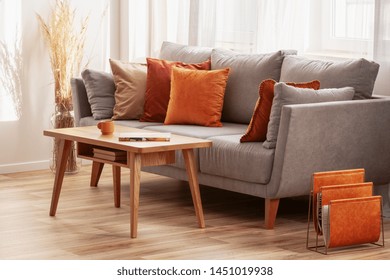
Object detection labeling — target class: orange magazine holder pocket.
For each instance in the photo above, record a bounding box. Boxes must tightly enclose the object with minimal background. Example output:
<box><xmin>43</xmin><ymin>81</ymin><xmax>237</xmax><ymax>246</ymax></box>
<box><xmin>312</xmin><ymin>169</ymin><xmax>365</xmax><ymax>235</ymax></box>
<box><xmin>326</xmin><ymin>196</ymin><xmax>382</xmax><ymax>248</ymax></box>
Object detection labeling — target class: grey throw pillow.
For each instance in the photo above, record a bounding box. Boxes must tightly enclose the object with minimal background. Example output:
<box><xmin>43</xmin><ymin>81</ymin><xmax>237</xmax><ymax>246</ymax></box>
<box><xmin>81</xmin><ymin>69</ymin><xmax>116</xmax><ymax>120</ymax></box>
<box><xmin>211</xmin><ymin>48</ymin><xmax>288</xmax><ymax>124</ymax></box>
<box><xmin>159</xmin><ymin>41</ymin><xmax>212</xmax><ymax>63</ymax></box>
<box><xmin>280</xmin><ymin>56</ymin><xmax>379</xmax><ymax>100</ymax></box>
<box><xmin>263</xmin><ymin>83</ymin><xmax>355</xmax><ymax>149</ymax></box>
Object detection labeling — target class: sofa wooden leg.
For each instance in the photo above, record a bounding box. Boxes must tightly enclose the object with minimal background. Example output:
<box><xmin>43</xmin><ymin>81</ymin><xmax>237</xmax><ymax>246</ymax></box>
<box><xmin>265</xmin><ymin>198</ymin><xmax>280</xmax><ymax>229</ymax></box>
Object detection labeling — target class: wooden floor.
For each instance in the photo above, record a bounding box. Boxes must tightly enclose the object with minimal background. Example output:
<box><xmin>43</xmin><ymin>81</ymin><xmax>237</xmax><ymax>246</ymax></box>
<box><xmin>1</xmin><ymin>166</ymin><xmax>389</xmax><ymax>260</ymax></box>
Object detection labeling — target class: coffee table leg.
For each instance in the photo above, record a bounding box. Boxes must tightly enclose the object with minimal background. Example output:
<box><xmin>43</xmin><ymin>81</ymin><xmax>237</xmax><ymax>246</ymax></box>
<box><xmin>50</xmin><ymin>139</ymin><xmax>72</xmax><ymax>216</ymax></box>
<box><xmin>112</xmin><ymin>165</ymin><xmax>121</xmax><ymax>208</ymax></box>
<box><xmin>182</xmin><ymin>149</ymin><xmax>205</xmax><ymax>228</ymax></box>
<box><xmin>129</xmin><ymin>153</ymin><xmax>141</xmax><ymax>238</ymax></box>
<box><xmin>90</xmin><ymin>161</ymin><xmax>104</xmax><ymax>187</ymax></box>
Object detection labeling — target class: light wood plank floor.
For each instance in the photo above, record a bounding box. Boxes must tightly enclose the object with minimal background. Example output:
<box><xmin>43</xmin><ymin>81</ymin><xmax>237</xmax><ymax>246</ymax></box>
<box><xmin>1</xmin><ymin>166</ymin><xmax>389</xmax><ymax>260</ymax></box>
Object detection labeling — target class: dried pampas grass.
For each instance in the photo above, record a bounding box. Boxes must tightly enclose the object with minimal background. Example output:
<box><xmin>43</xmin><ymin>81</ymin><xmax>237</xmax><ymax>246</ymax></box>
<box><xmin>37</xmin><ymin>0</ymin><xmax>89</xmax><ymax>112</ymax></box>
<box><xmin>0</xmin><ymin>37</ymin><xmax>23</xmax><ymax>120</ymax></box>
<box><xmin>37</xmin><ymin>0</ymin><xmax>89</xmax><ymax>174</ymax></box>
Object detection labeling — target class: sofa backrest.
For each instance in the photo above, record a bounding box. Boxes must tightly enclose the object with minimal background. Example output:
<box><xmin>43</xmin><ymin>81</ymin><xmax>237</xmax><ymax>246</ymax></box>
<box><xmin>160</xmin><ymin>41</ymin><xmax>297</xmax><ymax>124</ymax></box>
<box><xmin>280</xmin><ymin>56</ymin><xmax>380</xmax><ymax>100</ymax></box>
<box><xmin>71</xmin><ymin>77</ymin><xmax>92</xmax><ymax>127</ymax></box>
<box><xmin>211</xmin><ymin>48</ymin><xmax>288</xmax><ymax>124</ymax></box>
<box><xmin>159</xmin><ymin>41</ymin><xmax>213</xmax><ymax>64</ymax></box>
<box><xmin>74</xmin><ymin>42</ymin><xmax>380</xmax><ymax>127</ymax></box>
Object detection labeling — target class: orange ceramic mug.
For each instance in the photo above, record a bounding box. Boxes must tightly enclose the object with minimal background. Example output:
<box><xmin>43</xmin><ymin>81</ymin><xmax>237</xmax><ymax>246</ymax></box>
<box><xmin>97</xmin><ymin>120</ymin><xmax>114</xmax><ymax>135</ymax></box>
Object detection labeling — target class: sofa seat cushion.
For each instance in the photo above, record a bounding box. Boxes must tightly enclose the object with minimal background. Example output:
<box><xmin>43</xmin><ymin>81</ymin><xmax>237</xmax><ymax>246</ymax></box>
<box><xmin>140</xmin><ymin>123</ymin><xmax>246</xmax><ymax>170</ymax></box>
<box><xmin>80</xmin><ymin>116</ymin><xmax>106</xmax><ymax>126</ymax></box>
<box><xmin>79</xmin><ymin>117</ymin><xmax>161</xmax><ymax>128</ymax></box>
<box><xmin>199</xmin><ymin>134</ymin><xmax>275</xmax><ymax>184</ymax></box>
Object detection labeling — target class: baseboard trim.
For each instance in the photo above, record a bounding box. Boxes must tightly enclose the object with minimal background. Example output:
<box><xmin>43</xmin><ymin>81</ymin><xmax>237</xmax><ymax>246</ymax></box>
<box><xmin>0</xmin><ymin>160</ymin><xmax>51</xmax><ymax>174</ymax></box>
<box><xmin>0</xmin><ymin>159</ymin><xmax>92</xmax><ymax>175</ymax></box>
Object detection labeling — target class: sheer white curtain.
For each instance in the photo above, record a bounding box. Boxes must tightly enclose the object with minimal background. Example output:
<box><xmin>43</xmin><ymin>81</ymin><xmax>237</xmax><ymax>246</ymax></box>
<box><xmin>373</xmin><ymin>0</ymin><xmax>390</xmax><ymax>94</ymax></box>
<box><xmin>375</xmin><ymin>0</ymin><xmax>390</xmax><ymax>60</ymax></box>
<box><xmin>126</xmin><ymin>0</ymin><xmax>310</xmax><ymax>58</ymax></box>
<box><xmin>126</xmin><ymin>0</ymin><xmax>190</xmax><ymax>61</ymax></box>
<box><xmin>196</xmin><ymin>0</ymin><xmax>259</xmax><ymax>52</ymax></box>
<box><xmin>256</xmin><ymin>0</ymin><xmax>310</xmax><ymax>53</ymax></box>
<box><xmin>124</xmin><ymin>0</ymin><xmax>390</xmax><ymax>95</ymax></box>
<box><xmin>0</xmin><ymin>0</ymin><xmax>22</xmax><ymax>121</ymax></box>
<box><xmin>329</xmin><ymin>0</ymin><xmax>390</xmax><ymax>95</ymax></box>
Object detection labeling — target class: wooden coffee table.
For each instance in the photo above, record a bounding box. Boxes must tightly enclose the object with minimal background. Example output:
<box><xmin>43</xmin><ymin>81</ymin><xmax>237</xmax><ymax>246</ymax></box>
<box><xmin>43</xmin><ymin>125</ymin><xmax>212</xmax><ymax>238</ymax></box>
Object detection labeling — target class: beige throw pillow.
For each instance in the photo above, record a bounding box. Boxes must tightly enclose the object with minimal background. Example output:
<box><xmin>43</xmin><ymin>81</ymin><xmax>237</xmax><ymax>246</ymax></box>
<box><xmin>109</xmin><ymin>59</ymin><xmax>147</xmax><ymax>120</ymax></box>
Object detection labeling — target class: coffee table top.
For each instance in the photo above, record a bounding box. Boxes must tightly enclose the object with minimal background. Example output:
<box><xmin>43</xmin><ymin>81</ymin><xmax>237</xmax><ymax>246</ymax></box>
<box><xmin>44</xmin><ymin>125</ymin><xmax>212</xmax><ymax>153</ymax></box>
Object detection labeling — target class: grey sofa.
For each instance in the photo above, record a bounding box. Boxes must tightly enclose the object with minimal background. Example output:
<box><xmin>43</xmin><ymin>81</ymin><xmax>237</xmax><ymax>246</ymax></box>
<box><xmin>71</xmin><ymin>42</ymin><xmax>390</xmax><ymax>229</ymax></box>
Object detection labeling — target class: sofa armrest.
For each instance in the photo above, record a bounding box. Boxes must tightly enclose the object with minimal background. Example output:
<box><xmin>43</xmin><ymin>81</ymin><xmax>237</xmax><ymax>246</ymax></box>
<box><xmin>266</xmin><ymin>99</ymin><xmax>390</xmax><ymax>198</ymax></box>
<box><xmin>71</xmin><ymin>77</ymin><xmax>92</xmax><ymax>127</ymax></box>
<box><xmin>371</xmin><ymin>94</ymin><xmax>390</xmax><ymax>99</ymax></box>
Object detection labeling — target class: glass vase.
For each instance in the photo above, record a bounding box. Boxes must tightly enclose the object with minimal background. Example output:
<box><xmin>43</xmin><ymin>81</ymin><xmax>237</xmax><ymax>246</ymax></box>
<box><xmin>49</xmin><ymin>105</ymin><xmax>81</xmax><ymax>174</ymax></box>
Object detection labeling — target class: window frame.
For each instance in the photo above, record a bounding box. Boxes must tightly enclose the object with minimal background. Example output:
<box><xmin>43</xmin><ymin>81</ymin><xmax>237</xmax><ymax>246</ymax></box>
<box><xmin>318</xmin><ymin>0</ymin><xmax>375</xmax><ymax>58</ymax></box>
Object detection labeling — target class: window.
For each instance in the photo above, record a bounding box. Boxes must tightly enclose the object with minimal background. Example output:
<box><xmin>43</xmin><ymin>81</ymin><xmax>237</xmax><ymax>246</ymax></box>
<box><xmin>316</xmin><ymin>0</ymin><xmax>375</xmax><ymax>57</ymax></box>
<box><xmin>197</xmin><ymin>0</ymin><xmax>258</xmax><ymax>53</ymax></box>
<box><xmin>377</xmin><ymin>0</ymin><xmax>390</xmax><ymax>42</ymax></box>
<box><xmin>0</xmin><ymin>0</ymin><xmax>22</xmax><ymax>122</ymax></box>
<box><xmin>332</xmin><ymin>0</ymin><xmax>374</xmax><ymax>40</ymax></box>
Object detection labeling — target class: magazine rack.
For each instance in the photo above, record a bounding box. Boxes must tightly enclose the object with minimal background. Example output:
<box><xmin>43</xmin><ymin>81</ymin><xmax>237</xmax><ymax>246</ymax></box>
<box><xmin>306</xmin><ymin>168</ymin><xmax>384</xmax><ymax>254</ymax></box>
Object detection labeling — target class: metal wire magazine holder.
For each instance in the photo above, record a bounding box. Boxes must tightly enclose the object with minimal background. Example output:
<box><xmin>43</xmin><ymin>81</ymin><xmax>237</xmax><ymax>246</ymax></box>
<box><xmin>306</xmin><ymin>168</ymin><xmax>384</xmax><ymax>255</ymax></box>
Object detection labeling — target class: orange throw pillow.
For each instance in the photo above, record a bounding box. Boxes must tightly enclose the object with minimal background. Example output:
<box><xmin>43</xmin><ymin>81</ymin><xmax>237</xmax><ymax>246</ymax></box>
<box><xmin>240</xmin><ymin>79</ymin><xmax>320</xmax><ymax>142</ymax></box>
<box><xmin>140</xmin><ymin>57</ymin><xmax>211</xmax><ymax>123</ymax></box>
<box><xmin>164</xmin><ymin>67</ymin><xmax>230</xmax><ymax>127</ymax></box>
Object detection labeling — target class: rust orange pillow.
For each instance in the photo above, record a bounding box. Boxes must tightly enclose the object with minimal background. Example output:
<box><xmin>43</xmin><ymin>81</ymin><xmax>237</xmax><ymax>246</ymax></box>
<box><xmin>140</xmin><ymin>57</ymin><xmax>211</xmax><ymax>123</ymax></box>
<box><xmin>240</xmin><ymin>79</ymin><xmax>320</xmax><ymax>142</ymax></box>
<box><xmin>164</xmin><ymin>67</ymin><xmax>230</xmax><ymax>127</ymax></box>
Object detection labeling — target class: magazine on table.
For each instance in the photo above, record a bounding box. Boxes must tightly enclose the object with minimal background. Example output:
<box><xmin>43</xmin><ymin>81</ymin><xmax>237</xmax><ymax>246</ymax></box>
<box><xmin>118</xmin><ymin>132</ymin><xmax>171</xmax><ymax>142</ymax></box>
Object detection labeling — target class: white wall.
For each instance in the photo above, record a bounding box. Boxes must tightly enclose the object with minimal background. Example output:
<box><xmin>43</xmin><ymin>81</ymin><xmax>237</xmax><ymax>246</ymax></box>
<box><xmin>0</xmin><ymin>0</ymin><xmax>111</xmax><ymax>174</ymax></box>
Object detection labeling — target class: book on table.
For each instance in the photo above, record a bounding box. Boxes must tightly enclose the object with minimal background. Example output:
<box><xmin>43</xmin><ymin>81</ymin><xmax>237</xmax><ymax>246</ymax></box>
<box><xmin>118</xmin><ymin>132</ymin><xmax>171</xmax><ymax>142</ymax></box>
<box><xmin>93</xmin><ymin>147</ymin><xmax>127</xmax><ymax>161</ymax></box>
